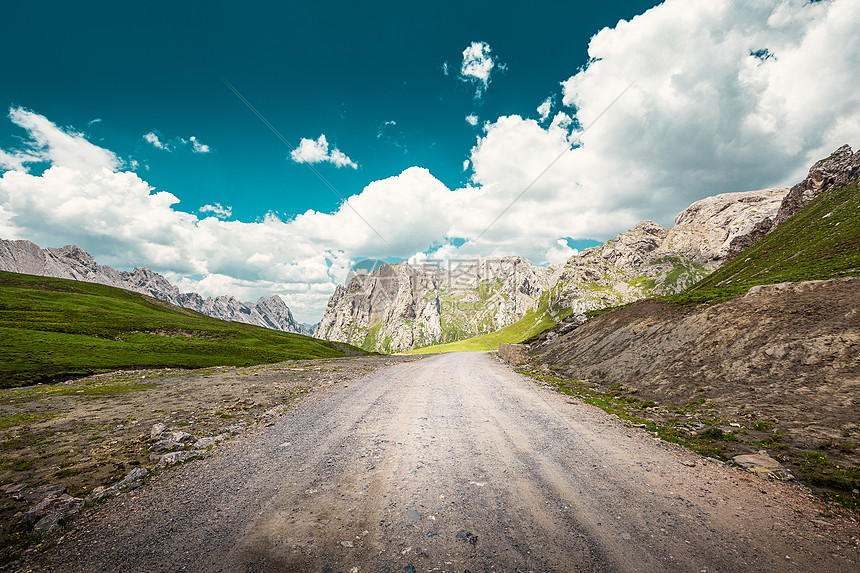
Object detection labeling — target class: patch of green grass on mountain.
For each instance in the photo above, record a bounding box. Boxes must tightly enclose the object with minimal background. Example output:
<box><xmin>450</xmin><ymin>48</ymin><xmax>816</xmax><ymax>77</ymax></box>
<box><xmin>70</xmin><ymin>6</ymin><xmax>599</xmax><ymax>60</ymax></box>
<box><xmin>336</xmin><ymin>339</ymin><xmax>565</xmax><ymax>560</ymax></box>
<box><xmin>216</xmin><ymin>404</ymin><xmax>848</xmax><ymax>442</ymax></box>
<box><xmin>0</xmin><ymin>271</ymin><xmax>364</xmax><ymax>388</ymax></box>
<box><xmin>670</xmin><ymin>182</ymin><xmax>860</xmax><ymax>303</ymax></box>
<box><xmin>408</xmin><ymin>299</ymin><xmax>560</xmax><ymax>354</ymax></box>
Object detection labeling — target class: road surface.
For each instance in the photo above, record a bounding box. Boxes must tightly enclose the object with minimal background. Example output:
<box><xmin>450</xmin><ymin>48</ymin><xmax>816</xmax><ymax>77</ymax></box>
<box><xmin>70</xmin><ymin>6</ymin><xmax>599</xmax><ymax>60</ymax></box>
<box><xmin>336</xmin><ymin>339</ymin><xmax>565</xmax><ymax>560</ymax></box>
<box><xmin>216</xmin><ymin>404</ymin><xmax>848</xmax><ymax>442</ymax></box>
<box><xmin>25</xmin><ymin>352</ymin><xmax>860</xmax><ymax>572</ymax></box>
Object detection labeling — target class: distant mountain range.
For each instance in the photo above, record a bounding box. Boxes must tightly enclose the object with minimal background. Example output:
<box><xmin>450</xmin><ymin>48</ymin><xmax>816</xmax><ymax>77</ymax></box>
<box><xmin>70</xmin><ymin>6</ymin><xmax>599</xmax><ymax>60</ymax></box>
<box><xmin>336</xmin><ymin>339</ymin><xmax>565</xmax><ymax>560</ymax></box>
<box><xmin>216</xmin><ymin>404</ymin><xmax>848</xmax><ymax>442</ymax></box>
<box><xmin>0</xmin><ymin>240</ymin><xmax>313</xmax><ymax>336</ymax></box>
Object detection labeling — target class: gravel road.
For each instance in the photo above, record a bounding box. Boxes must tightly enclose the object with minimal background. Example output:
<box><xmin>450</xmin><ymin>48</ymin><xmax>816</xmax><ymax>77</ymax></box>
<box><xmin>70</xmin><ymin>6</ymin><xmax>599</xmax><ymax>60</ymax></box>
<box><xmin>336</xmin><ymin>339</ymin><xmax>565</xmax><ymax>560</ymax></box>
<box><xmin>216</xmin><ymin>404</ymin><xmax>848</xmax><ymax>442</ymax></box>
<box><xmin>24</xmin><ymin>352</ymin><xmax>860</xmax><ymax>572</ymax></box>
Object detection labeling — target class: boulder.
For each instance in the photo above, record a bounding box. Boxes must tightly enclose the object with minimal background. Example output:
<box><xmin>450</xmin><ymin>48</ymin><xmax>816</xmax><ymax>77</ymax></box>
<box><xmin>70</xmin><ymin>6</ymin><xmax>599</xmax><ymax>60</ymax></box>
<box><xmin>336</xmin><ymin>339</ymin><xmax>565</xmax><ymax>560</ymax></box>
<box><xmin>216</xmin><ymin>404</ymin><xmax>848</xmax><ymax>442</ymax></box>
<box><xmin>498</xmin><ymin>343</ymin><xmax>528</xmax><ymax>365</ymax></box>
<box><xmin>192</xmin><ymin>434</ymin><xmax>228</xmax><ymax>449</ymax></box>
<box><xmin>733</xmin><ymin>453</ymin><xmax>794</xmax><ymax>481</ymax></box>
<box><xmin>150</xmin><ymin>423</ymin><xmax>167</xmax><ymax>440</ymax></box>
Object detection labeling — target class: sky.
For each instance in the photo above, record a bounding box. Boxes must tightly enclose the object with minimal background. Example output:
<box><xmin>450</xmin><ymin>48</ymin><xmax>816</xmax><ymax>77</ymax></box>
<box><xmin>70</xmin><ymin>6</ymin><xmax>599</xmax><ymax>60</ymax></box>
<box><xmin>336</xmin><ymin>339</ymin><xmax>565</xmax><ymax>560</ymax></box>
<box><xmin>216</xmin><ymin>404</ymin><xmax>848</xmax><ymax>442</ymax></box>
<box><xmin>1</xmin><ymin>0</ymin><xmax>859</xmax><ymax>323</ymax></box>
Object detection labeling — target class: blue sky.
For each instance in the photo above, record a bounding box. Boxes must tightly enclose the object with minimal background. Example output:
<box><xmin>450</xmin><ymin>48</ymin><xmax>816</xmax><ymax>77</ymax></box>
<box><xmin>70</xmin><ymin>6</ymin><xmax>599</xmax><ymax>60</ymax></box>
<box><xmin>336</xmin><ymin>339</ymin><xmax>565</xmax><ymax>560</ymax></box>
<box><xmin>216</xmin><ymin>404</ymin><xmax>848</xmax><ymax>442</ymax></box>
<box><xmin>1</xmin><ymin>1</ymin><xmax>858</xmax><ymax>322</ymax></box>
<box><xmin>1</xmin><ymin>0</ymin><xmax>659</xmax><ymax>220</ymax></box>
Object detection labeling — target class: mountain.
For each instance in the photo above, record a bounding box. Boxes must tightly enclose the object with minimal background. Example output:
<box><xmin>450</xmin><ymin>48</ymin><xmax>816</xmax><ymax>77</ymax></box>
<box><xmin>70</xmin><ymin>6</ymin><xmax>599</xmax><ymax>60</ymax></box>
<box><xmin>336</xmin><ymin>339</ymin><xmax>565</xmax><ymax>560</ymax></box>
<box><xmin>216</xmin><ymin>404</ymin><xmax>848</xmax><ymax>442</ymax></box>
<box><xmin>314</xmin><ymin>256</ymin><xmax>555</xmax><ymax>353</ymax></box>
<box><xmin>315</xmin><ymin>186</ymin><xmax>788</xmax><ymax>353</ymax></box>
<box><xmin>0</xmin><ymin>240</ymin><xmax>312</xmax><ymax>335</ymax></box>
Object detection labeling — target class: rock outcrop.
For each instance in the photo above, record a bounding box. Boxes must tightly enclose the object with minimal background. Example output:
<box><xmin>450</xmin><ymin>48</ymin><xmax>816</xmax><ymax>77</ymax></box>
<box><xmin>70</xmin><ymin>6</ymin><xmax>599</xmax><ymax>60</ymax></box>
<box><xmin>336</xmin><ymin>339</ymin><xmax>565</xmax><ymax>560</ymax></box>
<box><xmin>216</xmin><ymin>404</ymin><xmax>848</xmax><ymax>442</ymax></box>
<box><xmin>545</xmin><ymin>186</ymin><xmax>789</xmax><ymax>315</ymax></box>
<box><xmin>727</xmin><ymin>145</ymin><xmax>860</xmax><ymax>256</ymax></box>
<box><xmin>773</xmin><ymin>144</ymin><xmax>860</xmax><ymax>227</ymax></box>
<box><xmin>0</xmin><ymin>240</ymin><xmax>311</xmax><ymax>335</ymax></box>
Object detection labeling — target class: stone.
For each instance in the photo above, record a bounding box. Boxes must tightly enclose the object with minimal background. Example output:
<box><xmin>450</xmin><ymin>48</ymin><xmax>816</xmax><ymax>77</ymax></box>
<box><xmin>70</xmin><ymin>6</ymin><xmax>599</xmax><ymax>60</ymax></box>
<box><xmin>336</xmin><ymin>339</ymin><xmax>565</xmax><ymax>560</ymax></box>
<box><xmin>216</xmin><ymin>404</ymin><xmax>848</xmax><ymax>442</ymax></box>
<box><xmin>227</xmin><ymin>423</ymin><xmax>248</xmax><ymax>434</ymax></box>
<box><xmin>261</xmin><ymin>405</ymin><xmax>288</xmax><ymax>419</ymax></box>
<box><xmin>84</xmin><ymin>486</ymin><xmax>110</xmax><ymax>504</ymax></box>
<box><xmin>733</xmin><ymin>454</ymin><xmax>794</xmax><ymax>481</ymax></box>
<box><xmin>151</xmin><ymin>439</ymin><xmax>181</xmax><ymax>453</ymax></box>
<box><xmin>115</xmin><ymin>467</ymin><xmax>148</xmax><ymax>489</ymax></box>
<box><xmin>24</xmin><ymin>493</ymin><xmax>84</xmax><ymax>529</ymax></box>
<box><xmin>193</xmin><ymin>434</ymin><xmax>228</xmax><ymax>449</ymax></box>
<box><xmin>155</xmin><ymin>450</ymin><xmax>206</xmax><ymax>468</ymax></box>
<box><xmin>14</xmin><ymin>484</ymin><xmax>65</xmax><ymax>503</ymax></box>
<box><xmin>455</xmin><ymin>530</ymin><xmax>478</xmax><ymax>546</ymax></box>
<box><xmin>406</xmin><ymin>509</ymin><xmax>421</xmax><ymax>520</ymax></box>
<box><xmin>3</xmin><ymin>483</ymin><xmax>29</xmax><ymax>495</ymax></box>
<box><xmin>498</xmin><ymin>344</ymin><xmax>528</xmax><ymax>365</ymax></box>
<box><xmin>150</xmin><ymin>423</ymin><xmax>167</xmax><ymax>440</ymax></box>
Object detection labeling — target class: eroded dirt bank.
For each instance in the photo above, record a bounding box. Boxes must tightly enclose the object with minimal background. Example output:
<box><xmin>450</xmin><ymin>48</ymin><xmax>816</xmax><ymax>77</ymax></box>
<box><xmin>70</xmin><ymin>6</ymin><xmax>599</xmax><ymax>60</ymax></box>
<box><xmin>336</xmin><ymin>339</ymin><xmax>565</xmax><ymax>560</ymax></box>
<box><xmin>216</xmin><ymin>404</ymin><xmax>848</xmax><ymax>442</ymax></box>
<box><xmin>20</xmin><ymin>352</ymin><xmax>860</xmax><ymax>572</ymax></box>
<box><xmin>532</xmin><ymin>279</ymin><xmax>860</xmax><ymax>475</ymax></box>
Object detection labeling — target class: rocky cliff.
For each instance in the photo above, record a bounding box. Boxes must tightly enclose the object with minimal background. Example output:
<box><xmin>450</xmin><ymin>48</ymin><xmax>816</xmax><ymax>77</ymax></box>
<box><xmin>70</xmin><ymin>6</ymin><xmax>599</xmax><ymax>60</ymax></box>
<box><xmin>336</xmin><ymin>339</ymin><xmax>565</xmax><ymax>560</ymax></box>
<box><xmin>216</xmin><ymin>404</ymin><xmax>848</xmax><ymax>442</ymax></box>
<box><xmin>316</xmin><ymin>186</ymin><xmax>788</xmax><ymax>353</ymax></box>
<box><xmin>727</xmin><ymin>145</ymin><xmax>860</xmax><ymax>256</ymax></box>
<box><xmin>0</xmin><ymin>240</ymin><xmax>311</xmax><ymax>335</ymax></box>
<box><xmin>548</xmin><ymin>186</ymin><xmax>789</xmax><ymax>314</ymax></box>
<box><xmin>314</xmin><ymin>256</ymin><xmax>555</xmax><ymax>352</ymax></box>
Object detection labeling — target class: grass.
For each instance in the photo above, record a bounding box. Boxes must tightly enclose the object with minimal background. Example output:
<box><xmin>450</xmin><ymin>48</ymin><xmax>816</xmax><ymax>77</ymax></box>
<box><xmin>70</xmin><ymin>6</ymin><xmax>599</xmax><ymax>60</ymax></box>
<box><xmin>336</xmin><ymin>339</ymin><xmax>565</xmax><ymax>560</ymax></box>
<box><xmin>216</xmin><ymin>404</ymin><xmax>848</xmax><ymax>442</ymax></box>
<box><xmin>407</xmin><ymin>299</ymin><xmax>559</xmax><ymax>354</ymax></box>
<box><xmin>519</xmin><ymin>365</ymin><xmax>860</xmax><ymax>512</ymax></box>
<box><xmin>0</xmin><ymin>270</ymin><xmax>365</xmax><ymax>387</ymax></box>
<box><xmin>668</xmin><ymin>182</ymin><xmax>860</xmax><ymax>304</ymax></box>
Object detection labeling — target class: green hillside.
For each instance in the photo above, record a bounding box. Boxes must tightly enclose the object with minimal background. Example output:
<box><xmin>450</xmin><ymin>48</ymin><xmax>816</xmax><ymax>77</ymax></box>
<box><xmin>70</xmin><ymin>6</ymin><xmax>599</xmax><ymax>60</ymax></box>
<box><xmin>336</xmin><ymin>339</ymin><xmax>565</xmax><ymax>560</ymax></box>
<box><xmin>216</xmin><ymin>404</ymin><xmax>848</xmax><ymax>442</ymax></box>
<box><xmin>407</xmin><ymin>299</ymin><xmax>560</xmax><ymax>354</ymax></box>
<box><xmin>0</xmin><ymin>271</ymin><xmax>364</xmax><ymax>387</ymax></box>
<box><xmin>671</xmin><ymin>182</ymin><xmax>860</xmax><ymax>303</ymax></box>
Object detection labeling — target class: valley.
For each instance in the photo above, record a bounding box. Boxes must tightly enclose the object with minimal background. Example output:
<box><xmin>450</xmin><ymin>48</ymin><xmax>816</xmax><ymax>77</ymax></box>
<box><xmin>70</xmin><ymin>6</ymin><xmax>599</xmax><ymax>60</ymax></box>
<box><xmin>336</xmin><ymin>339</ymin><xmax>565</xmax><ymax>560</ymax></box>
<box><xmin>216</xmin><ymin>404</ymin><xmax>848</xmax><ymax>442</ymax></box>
<box><xmin>0</xmin><ymin>146</ymin><xmax>857</xmax><ymax>569</ymax></box>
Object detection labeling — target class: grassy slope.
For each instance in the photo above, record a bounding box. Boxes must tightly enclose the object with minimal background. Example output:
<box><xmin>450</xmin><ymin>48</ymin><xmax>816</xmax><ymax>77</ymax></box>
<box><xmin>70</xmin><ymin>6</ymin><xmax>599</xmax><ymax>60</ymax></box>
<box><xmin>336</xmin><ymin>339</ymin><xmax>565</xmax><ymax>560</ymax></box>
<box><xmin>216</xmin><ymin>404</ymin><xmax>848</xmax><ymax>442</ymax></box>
<box><xmin>0</xmin><ymin>271</ymin><xmax>362</xmax><ymax>387</ymax></box>
<box><xmin>670</xmin><ymin>182</ymin><xmax>860</xmax><ymax>303</ymax></box>
<box><xmin>407</xmin><ymin>301</ymin><xmax>558</xmax><ymax>354</ymax></box>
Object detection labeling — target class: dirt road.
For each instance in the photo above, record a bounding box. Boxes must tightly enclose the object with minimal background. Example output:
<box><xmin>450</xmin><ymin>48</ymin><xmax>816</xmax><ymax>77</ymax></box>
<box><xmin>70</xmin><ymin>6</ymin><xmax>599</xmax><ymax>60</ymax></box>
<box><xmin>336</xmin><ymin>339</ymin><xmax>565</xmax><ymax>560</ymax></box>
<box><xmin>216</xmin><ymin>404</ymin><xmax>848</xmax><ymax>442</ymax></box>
<box><xmin>24</xmin><ymin>353</ymin><xmax>860</xmax><ymax>572</ymax></box>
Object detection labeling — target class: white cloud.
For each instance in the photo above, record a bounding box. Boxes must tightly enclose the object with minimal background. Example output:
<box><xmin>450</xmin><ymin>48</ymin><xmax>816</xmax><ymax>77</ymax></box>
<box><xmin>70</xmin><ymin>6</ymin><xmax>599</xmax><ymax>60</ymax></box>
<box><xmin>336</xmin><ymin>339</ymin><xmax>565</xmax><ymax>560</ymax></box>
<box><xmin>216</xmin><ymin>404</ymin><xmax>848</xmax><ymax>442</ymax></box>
<box><xmin>537</xmin><ymin>97</ymin><xmax>553</xmax><ymax>122</ymax></box>
<box><xmin>143</xmin><ymin>132</ymin><xmax>168</xmax><ymax>151</ymax></box>
<box><xmin>145</xmin><ymin>132</ymin><xmax>212</xmax><ymax>153</ymax></box>
<box><xmin>465</xmin><ymin>114</ymin><xmax>479</xmax><ymax>126</ymax></box>
<box><xmin>544</xmin><ymin>239</ymin><xmax>578</xmax><ymax>265</ymax></box>
<box><xmin>187</xmin><ymin>136</ymin><xmax>211</xmax><ymax>154</ymax></box>
<box><xmin>459</xmin><ymin>41</ymin><xmax>504</xmax><ymax>98</ymax></box>
<box><xmin>199</xmin><ymin>203</ymin><xmax>232</xmax><ymax>219</ymax></box>
<box><xmin>290</xmin><ymin>134</ymin><xmax>357</xmax><ymax>169</ymax></box>
<box><xmin>442</xmin><ymin>61</ymin><xmax>450</xmax><ymax>76</ymax></box>
<box><xmin>556</xmin><ymin>0</ymin><xmax>860</xmax><ymax>217</ymax></box>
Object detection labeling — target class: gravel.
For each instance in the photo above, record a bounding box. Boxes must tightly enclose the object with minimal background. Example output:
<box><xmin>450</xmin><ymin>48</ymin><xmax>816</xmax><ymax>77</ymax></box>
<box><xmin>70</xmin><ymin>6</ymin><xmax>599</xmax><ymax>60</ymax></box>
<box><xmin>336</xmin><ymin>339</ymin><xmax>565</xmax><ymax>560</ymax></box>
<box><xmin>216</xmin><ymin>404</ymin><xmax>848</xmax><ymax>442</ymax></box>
<box><xmin>20</xmin><ymin>352</ymin><xmax>860</xmax><ymax>572</ymax></box>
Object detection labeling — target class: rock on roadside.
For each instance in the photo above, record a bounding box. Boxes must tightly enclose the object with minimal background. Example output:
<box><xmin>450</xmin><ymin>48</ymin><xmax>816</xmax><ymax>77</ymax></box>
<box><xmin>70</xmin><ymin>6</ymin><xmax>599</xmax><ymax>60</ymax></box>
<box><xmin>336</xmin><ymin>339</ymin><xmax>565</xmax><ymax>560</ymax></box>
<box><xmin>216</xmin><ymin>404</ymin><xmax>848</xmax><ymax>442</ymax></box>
<box><xmin>733</xmin><ymin>452</ymin><xmax>795</xmax><ymax>481</ymax></box>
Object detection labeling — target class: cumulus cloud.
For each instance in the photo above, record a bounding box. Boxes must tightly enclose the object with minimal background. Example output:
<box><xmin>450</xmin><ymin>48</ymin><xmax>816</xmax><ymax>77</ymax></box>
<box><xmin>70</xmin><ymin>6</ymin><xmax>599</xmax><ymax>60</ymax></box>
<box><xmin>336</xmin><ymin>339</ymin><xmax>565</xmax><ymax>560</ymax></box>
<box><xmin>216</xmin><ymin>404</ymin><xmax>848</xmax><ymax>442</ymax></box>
<box><xmin>459</xmin><ymin>41</ymin><xmax>505</xmax><ymax>98</ymax></box>
<box><xmin>556</xmin><ymin>0</ymin><xmax>860</xmax><ymax>218</ymax></box>
<box><xmin>290</xmin><ymin>134</ymin><xmax>358</xmax><ymax>169</ymax></box>
<box><xmin>199</xmin><ymin>203</ymin><xmax>232</xmax><ymax>219</ymax></box>
<box><xmin>544</xmin><ymin>239</ymin><xmax>578</xmax><ymax>265</ymax></box>
<box><xmin>536</xmin><ymin>97</ymin><xmax>552</xmax><ymax>122</ymax></box>
<box><xmin>145</xmin><ymin>131</ymin><xmax>212</xmax><ymax>153</ymax></box>
<box><xmin>186</xmin><ymin>136</ymin><xmax>211</xmax><ymax>154</ymax></box>
<box><xmin>143</xmin><ymin>132</ymin><xmax>168</xmax><ymax>150</ymax></box>
<box><xmin>465</xmin><ymin>114</ymin><xmax>479</xmax><ymax>126</ymax></box>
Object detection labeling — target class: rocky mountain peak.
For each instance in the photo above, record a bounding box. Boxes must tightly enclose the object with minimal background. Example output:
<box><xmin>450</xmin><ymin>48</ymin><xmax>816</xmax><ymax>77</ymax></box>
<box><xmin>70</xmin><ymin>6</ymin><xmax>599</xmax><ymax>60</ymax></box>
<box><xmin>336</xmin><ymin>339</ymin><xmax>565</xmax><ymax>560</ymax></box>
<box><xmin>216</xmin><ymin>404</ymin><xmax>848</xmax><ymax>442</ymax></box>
<box><xmin>772</xmin><ymin>144</ymin><xmax>860</xmax><ymax>227</ymax></box>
